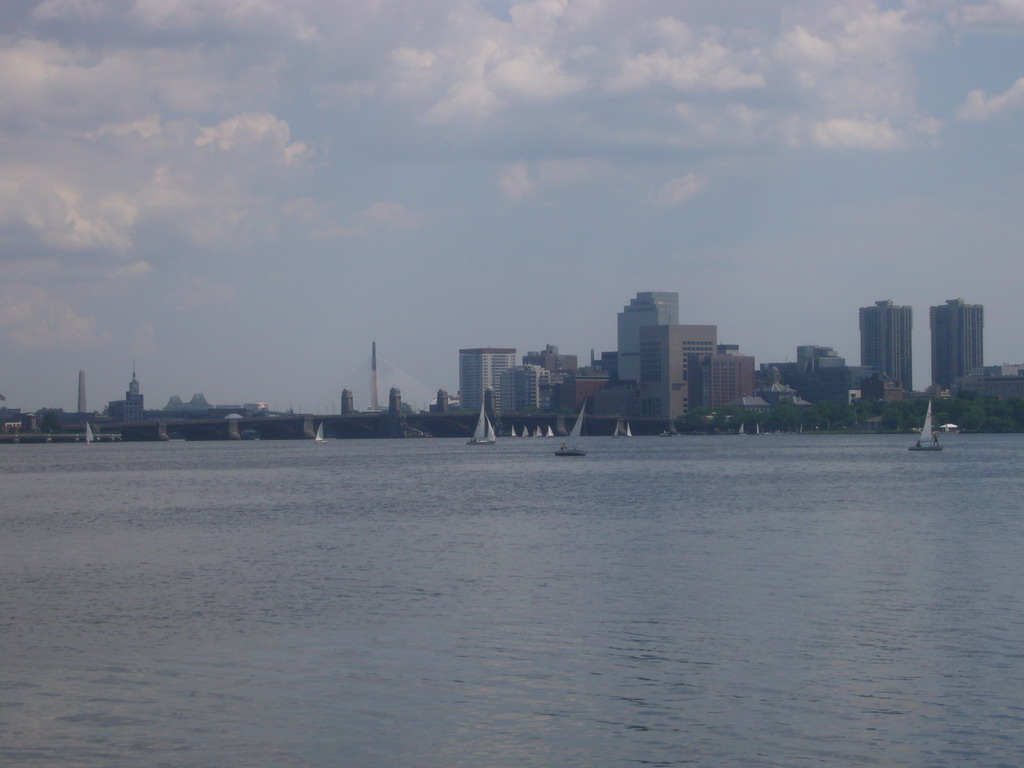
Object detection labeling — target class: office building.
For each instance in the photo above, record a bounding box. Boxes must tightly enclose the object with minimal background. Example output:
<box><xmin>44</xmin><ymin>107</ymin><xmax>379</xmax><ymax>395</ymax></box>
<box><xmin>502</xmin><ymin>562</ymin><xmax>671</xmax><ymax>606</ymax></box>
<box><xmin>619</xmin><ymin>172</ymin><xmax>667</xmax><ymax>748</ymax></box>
<box><xmin>499</xmin><ymin>365</ymin><xmax>550</xmax><ymax>413</ymax></box>
<box><xmin>637</xmin><ymin>324</ymin><xmax>717</xmax><ymax>419</ymax></box>
<box><xmin>692</xmin><ymin>346</ymin><xmax>755</xmax><ymax>409</ymax></box>
<box><xmin>930</xmin><ymin>299</ymin><xmax>984</xmax><ymax>389</ymax></box>
<box><xmin>617</xmin><ymin>292</ymin><xmax>679</xmax><ymax>384</ymax></box>
<box><xmin>523</xmin><ymin>345</ymin><xmax>577</xmax><ymax>374</ymax></box>
<box><xmin>107</xmin><ymin>367</ymin><xmax>144</xmax><ymax>422</ymax></box>
<box><xmin>859</xmin><ymin>300</ymin><xmax>913</xmax><ymax>390</ymax></box>
<box><xmin>459</xmin><ymin>348</ymin><xmax>516</xmax><ymax>413</ymax></box>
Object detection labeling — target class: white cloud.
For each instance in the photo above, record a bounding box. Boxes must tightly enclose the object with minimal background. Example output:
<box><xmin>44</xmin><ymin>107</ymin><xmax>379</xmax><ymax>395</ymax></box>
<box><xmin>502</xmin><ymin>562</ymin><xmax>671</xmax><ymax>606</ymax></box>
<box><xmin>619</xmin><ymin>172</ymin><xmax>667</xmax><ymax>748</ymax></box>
<box><xmin>195</xmin><ymin>112</ymin><xmax>309</xmax><ymax>164</ymax></box>
<box><xmin>499</xmin><ymin>158</ymin><xmax>601</xmax><ymax>201</ymax></box>
<box><xmin>651</xmin><ymin>173</ymin><xmax>705</xmax><ymax>206</ymax></box>
<box><xmin>953</xmin><ymin>0</ymin><xmax>1024</xmax><ymax>27</ymax></box>
<box><xmin>957</xmin><ymin>77</ymin><xmax>1024</xmax><ymax>121</ymax></box>
<box><xmin>810</xmin><ymin>117</ymin><xmax>905</xmax><ymax>149</ymax></box>
<box><xmin>0</xmin><ymin>286</ymin><xmax>108</xmax><ymax>346</ymax></box>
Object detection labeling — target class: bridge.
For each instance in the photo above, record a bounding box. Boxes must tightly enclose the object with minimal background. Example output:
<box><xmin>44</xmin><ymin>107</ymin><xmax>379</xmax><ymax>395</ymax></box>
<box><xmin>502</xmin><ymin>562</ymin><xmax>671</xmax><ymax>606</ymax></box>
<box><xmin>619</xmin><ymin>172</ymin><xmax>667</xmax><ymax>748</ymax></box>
<box><xmin>112</xmin><ymin>413</ymin><xmax>677</xmax><ymax>441</ymax></box>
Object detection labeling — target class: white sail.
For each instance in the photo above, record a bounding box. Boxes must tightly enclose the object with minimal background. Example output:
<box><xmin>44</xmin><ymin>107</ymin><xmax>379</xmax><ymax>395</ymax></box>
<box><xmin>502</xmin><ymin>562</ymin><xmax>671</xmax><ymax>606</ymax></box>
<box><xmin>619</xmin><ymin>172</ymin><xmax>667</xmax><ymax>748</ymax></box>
<box><xmin>546</xmin><ymin>425</ymin><xmax>554</xmax><ymax>437</ymax></box>
<box><xmin>315</xmin><ymin>422</ymin><xmax>327</xmax><ymax>443</ymax></box>
<box><xmin>921</xmin><ymin>400</ymin><xmax>933</xmax><ymax>438</ymax></box>
<box><xmin>625</xmin><ymin>422</ymin><xmax>632</xmax><ymax>437</ymax></box>
<box><xmin>738</xmin><ymin>422</ymin><xmax>745</xmax><ymax>435</ymax></box>
<box><xmin>554</xmin><ymin>403</ymin><xmax>587</xmax><ymax>455</ymax></box>
<box><xmin>468</xmin><ymin>403</ymin><xmax>496</xmax><ymax>444</ymax></box>
<box><xmin>509</xmin><ymin>425</ymin><xmax>517</xmax><ymax>437</ymax></box>
<box><xmin>85</xmin><ymin>422</ymin><xmax>94</xmax><ymax>443</ymax></box>
<box><xmin>534</xmin><ymin>426</ymin><xmax>543</xmax><ymax>438</ymax></box>
<box><xmin>568</xmin><ymin>406</ymin><xmax>584</xmax><ymax>440</ymax></box>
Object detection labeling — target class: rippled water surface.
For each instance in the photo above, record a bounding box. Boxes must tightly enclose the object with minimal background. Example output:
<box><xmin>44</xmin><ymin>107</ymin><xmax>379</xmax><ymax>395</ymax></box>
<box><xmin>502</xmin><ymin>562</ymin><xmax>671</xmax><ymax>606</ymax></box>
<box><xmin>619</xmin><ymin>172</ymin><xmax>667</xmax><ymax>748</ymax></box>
<box><xmin>2</xmin><ymin>434</ymin><xmax>1023</xmax><ymax>766</ymax></box>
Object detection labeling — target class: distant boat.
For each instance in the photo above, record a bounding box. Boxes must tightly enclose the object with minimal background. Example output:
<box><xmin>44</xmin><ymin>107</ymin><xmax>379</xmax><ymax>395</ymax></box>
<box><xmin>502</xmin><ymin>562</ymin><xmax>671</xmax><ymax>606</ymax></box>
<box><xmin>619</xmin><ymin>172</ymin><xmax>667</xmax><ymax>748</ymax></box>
<box><xmin>555</xmin><ymin>403</ymin><xmax>587</xmax><ymax>456</ymax></box>
<box><xmin>509</xmin><ymin>425</ymin><xmax>517</xmax><ymax>437</ymax></box>
<box><xmin>909</xmin><ymin>400</ymin><xmax>942</xmax><ymax>452</ymax></box>
<box><xmin>314</xmin><ymin>422</ymin><xmax>327</xmax><ymax>444</ymax></box>
<box><xmin>738</xmin><ymin>422</ymin><xmax>745</xmax><ymax>436</ymax></box>
<box><xmin>84</xmin><ymin>422</ymin><xmax>94</xmax><ymax>444</ymax></box>
<box><xmin>546</xmin><ymin>425</ymin><xmax>554</xmax><ymax>437</ymax></box>
<box><xmin>467</xmin><ymin>403</ymin><xmax>496</xmax><ymax>445</ymax></box>
<box><xmin>613</xmin><ymin>418</ymin><xmax>633</xmax><ymax>437</ymax></box>
<box><xmin>534</xmin><ymin>425</ymin><xmax>543</xmax><ymax>438</ymax></box>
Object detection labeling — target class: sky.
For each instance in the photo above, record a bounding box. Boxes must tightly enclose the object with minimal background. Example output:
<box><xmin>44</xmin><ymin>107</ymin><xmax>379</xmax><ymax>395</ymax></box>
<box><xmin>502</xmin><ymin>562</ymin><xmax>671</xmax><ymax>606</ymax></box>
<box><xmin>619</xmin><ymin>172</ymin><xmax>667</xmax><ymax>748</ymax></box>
<box><xmin>1</xmin><ymin>0</ymin><xmax>1023</xmax><ymax>413</ymax></box>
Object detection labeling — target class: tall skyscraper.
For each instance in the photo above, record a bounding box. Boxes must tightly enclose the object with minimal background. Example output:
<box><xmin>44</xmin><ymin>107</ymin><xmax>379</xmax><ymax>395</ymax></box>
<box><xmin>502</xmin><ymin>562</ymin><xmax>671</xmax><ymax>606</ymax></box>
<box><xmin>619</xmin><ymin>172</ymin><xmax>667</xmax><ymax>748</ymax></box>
<box><xmin>859</xmin><ymin>300</ymin><xmax>913</xmax><ymax>390</ymax></box>
<box><xmin>617</xmin><ymin>292</ymin><xmax>679</xmax><ymax>384</ymax></box>
<box><xmin>459</xmin><ymin>348</ymin><xmax>516</xmax><ymax>413</ymax></box>
<box><xmin>930</xmin><ymin>299</ymin><xmax>984</xmax><ymax>389</ymax></box>
<box><xmin>637</xmin><ymin>324</ymin><xmax>717</xmax><ymax>419</ymax></box>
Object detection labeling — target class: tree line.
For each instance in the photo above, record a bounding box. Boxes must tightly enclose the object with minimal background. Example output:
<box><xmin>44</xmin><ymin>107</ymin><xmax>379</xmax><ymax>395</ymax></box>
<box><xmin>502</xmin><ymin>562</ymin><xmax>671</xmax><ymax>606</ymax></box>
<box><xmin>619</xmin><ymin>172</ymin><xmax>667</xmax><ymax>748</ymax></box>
<box><xmin>681</xmin><ymin>392</ymin><xmax>1024</xmax><ymax>434</ymax></box>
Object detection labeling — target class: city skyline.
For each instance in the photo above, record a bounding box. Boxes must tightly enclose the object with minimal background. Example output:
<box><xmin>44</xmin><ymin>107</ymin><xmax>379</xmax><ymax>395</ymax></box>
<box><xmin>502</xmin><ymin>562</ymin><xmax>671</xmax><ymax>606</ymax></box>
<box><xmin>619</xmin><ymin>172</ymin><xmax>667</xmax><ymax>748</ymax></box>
<box><xmin>1</xmin><ymin>1</ymin><xmax>1023</xmax><ymax>410</ymax></box>
<box><xmin>8</xmin><ymin>294</ymin><xmax>1004</xmax><ymax>414</ymax></box>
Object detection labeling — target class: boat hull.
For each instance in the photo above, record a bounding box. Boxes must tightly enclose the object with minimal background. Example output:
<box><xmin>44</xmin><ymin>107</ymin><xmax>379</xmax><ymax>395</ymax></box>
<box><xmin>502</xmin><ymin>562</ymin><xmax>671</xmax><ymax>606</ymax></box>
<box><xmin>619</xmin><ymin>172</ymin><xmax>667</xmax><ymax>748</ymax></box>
<box><xmin>554</xmin><ymin>449</ymin><xmax>586</xmax><ymax>456</ymax></box>
<box><xmin>908</xmin><ymin>445</ymin><xmax>942</xmax><ymax>452</ymax></box>
<box><xmin>467</xmin><ymin>438</ymin><xmax>496</xmax><ymax>445</ymax></box>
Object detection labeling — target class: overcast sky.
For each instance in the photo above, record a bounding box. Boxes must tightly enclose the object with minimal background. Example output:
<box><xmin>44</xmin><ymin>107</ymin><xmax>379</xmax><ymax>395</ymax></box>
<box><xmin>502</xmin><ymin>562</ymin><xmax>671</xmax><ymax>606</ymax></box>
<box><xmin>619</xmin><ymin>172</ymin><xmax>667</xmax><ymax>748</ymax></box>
<box><xmin>2</xmin><ymin>0</ymin><xmax>1023</xmax><ymax>412</ymax></box>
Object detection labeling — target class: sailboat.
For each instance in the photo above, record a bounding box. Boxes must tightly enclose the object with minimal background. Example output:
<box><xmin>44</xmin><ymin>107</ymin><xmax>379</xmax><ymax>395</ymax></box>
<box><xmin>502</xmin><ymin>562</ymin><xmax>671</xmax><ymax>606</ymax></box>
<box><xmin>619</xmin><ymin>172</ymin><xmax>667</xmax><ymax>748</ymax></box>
<box><xmin>546</xmin><ymin>425</ymin><xmax>554</xmax><ymax>437</ymax></box>
<box><xmin>509</xmin><ymin>425</ymin><xmax>517</xmax><ymax>438</ymax></box>
<box><xmin>738</xmin><ymin>422</ymin><xmax>745</xmax><ymax>436</ymax></box>
<box><xmin>534</xmin><ymin>425</ymin><xmax>543</xmax><ymax>438</ymax></box>
<box><xmin>909</xmin><ymin>400</ymin><xmax>942</xmax><ymax>452</ymax></box>
<box><xmin>84</xmin><ymin>422</ymin><xmax>94</xmax><ymax>444</ymax></box>
<box><xmin>613</xmin><ymin>418</ymin><xmax>633</xmax><ymax>437</ymax></box>
<box><xmin>467</xmin><ymin>403</ymin><xmax>496</xmax><ymax>445</ymax></box>
<box><xmin>315</xmin><ymin>422</ymin><xmax>327</xmax><ymax>443</ymax></box>
<box><xmin>555</xmin><ymin>403</ymin><xmax>587</xmax><ymax>456</ymax></box>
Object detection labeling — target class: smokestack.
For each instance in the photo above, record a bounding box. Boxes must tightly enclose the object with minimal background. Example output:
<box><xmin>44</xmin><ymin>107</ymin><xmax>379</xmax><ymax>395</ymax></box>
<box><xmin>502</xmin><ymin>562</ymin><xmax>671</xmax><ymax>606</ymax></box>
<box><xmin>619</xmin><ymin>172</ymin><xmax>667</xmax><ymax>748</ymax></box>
<box><xmin>78</xmin><ymin>370</ymin><xmax>86</xmax><ymax>413</ymax></box>
<box><xmin>370</xmin><ymin>341</ymin><xmax>379</xmax><ymax>411</ymax></box>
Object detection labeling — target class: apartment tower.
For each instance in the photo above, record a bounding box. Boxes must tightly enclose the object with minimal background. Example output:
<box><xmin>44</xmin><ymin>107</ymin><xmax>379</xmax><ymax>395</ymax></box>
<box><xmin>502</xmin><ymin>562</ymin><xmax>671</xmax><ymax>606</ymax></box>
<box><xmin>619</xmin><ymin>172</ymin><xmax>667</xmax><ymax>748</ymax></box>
<box><xmin>459</xmin><ymin>348</ymin><xmax>516</xmax><ymax>413</ymax></box>
<box><xmin>930</xmin><ymin>299</ymin><xmax>984</xmax><ymax>390</ymax></box>
<box><xmin>859</xmin><ymin>300</ymin><xmax>913</xmax><ymax>391</ymax></box>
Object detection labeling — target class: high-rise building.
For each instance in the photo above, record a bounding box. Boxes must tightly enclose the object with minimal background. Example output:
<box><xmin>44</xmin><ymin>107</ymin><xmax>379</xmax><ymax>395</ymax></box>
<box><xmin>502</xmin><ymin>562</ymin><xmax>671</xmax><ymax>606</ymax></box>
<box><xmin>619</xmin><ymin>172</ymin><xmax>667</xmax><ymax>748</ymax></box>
<box><xmin>930</xmin><ymin>299</ymin><xmax>984</xmax><ymax>389</ymax></box>
<box><xmin>859</xmin><ymin>300</ymin><xmax>913</xmax><ymax>390</ymax></box>
<box><xmin>523</xmin><ymin>345</ymin><xmax>577</xmax><ymax>374</ymax></box>
<box><xmin>499</xmin><ymin>364</ymin><xmax>549</xmax><ymax>413</ymax></box>
<box><xmin>459</xmin><ymin>348</ymin><xmax>516</xmax><ymax>413</ymax></box>
<box><xmin>637</xmin><ymin>324</ymin><xmax>717</xmax><ymax>419</ymax></box>
<box><xmin>692</xmin><ymin>346</ymin><xmax>755</xmax><ymax>409</ymax></box>
<box><xmin>617</xmin><ymin>292</ymin><xmax>679</xmax><ymax>384</ymax></box>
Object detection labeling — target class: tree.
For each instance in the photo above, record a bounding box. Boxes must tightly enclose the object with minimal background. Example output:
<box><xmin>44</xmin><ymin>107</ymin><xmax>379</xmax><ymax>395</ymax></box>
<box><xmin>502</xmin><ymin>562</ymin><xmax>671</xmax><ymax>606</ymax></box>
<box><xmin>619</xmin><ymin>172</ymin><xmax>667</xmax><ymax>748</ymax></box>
<box><xmin>38</xmin><ymin>408</ymin><xmax>64</xmax><ymax>433</ymax></box>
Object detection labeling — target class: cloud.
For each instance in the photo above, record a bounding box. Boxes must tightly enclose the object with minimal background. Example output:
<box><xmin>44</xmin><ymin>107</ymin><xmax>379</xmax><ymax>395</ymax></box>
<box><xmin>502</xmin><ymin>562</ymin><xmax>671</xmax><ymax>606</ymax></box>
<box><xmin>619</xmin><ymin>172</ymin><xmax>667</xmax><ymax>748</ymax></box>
<box><xmin>957</xmin><ymin>77</ymin><xmax>1024</xmax><ymax>121</ymax></box>
<box><xmin>499</xmin><ymin>158</ymin><xmax>601</xmax><ymax>201</ymax></box>
<box><xmin>651</xmin><ymin>173</ymin><xmax>705</xmax><ymax>206</ymax></box>
<box><xmin>606</xmin><ymin>18</ymin><xmax>766</xmax><ymax>93</ymax></box>
<box><xmin>810</xmin><ymin>117</ymin><xmax>905</xmax><ymax>149</ymax></box>
<box><xmin>195</xmin><ymin>112</ymin><xmax>309</xmax><ymax>165</ymax></box>
<box><xmin>0</xmin><ymin>286</ymin><xmax>108</xmax><ymax>346</ymax></box>
<box><xmin>952</xmin><ymin>0</ymin><xmax>1024</xmax><ymax>27</ymax></box>
<box><xmin>172</xmin><ymin>277</ymin><xmax>237</xmax><ymax>309</ymax></box>
<box><xmin>307</xmin><ymin>202</ymin><xmax>428</xmax><ymax>239</ymax></box>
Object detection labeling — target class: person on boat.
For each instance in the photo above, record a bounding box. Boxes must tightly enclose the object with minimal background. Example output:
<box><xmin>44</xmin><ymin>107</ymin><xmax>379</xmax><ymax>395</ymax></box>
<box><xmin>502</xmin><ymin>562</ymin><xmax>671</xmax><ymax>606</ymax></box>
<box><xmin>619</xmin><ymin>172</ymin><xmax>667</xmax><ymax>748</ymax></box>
<box><xmin>915</xmin><ymin>440</ymin><xmax>921</xmax><ymax>448</ymax></box>
<box><xmin>560</xmin><ymin>443</ymin><xmax>567</xmax><ymax>450</ymax></box>
<box><xmin>932</xmin><ymin>432</ymin><xmax>939</xmax><ymax>445</ymax></box>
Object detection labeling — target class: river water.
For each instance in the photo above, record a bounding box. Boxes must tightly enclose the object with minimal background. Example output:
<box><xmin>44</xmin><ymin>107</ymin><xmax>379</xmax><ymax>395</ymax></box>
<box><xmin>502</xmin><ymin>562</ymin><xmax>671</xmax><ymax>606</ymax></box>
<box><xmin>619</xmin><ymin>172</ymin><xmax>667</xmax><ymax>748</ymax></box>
<box><xmin>2</xmin><ymin>434</ymin><xmax>1023</xmax><ymax>767</ymax></box>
